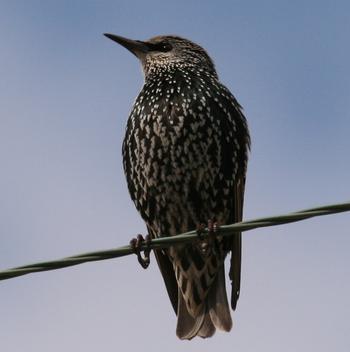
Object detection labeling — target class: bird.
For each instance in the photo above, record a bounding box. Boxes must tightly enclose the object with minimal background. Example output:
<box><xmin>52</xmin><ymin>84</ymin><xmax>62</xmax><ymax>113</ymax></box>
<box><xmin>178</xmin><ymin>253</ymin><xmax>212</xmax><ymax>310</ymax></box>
<box><xmin>104</xmin><ymin>33</ymin><xmax>250</xmax><ymax>340</ymax></box>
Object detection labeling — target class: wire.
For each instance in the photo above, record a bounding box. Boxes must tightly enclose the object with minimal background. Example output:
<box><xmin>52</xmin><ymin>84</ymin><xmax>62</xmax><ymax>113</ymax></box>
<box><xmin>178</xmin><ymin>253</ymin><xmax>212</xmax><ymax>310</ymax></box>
<box><xmin>1</xmin><ymin>201</ymin><xmax>349</xmax><ymax>281</ymax></box>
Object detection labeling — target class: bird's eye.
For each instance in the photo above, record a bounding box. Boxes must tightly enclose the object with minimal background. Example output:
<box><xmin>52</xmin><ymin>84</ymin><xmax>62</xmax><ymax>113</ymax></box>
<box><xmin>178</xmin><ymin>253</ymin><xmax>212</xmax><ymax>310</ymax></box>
<box><xmin>159</xmin><ymin>42</ymin><xmax>172</xmax><ymax>52</ymax></box>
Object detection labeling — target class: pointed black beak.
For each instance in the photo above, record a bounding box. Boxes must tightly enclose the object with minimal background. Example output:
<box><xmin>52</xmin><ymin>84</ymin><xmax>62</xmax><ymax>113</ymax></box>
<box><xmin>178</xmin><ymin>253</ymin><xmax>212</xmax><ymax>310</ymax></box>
<box><xmin>104</xmin><ymin>33</ymin><xmax>149</xmax><ymax>59</ymax></box>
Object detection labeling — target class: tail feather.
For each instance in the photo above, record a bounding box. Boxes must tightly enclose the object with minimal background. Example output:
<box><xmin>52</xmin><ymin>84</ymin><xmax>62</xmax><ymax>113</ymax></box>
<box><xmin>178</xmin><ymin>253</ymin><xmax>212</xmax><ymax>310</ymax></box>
<box><xmin>208</xmin><ymin>267</ymin><xmax>232</xmax><ymax>331</ymax></box>
<box><xmin>176</xmin><ymin>266</ymin><xmax>232</xmax><ymax>340</ymax></box>
<box><xmin>176</xmin><ymin>289</ymin><xmax>205</xmax><ymax>340</ymax></box>
<box><xmin>197</xmin><ymin>311</ymin><xmax>216</xmax><ymax>338</ymax></box>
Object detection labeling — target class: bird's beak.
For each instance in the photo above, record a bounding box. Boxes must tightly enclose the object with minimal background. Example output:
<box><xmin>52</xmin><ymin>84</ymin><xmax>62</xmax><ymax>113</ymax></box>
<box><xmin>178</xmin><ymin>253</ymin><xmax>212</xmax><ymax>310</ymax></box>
<box><xmin>104</xmin><ymin>33</ymin><xmax>149</xmax><ymax>59</ymax></box>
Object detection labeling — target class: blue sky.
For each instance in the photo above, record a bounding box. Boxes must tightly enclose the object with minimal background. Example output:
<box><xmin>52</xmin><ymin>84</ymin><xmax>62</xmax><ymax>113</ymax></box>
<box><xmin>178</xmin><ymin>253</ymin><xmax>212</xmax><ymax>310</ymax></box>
<box><xmin>1</xmin><ymin>1</ymin><xmax>349</xmax><ymax>351</ymax></box>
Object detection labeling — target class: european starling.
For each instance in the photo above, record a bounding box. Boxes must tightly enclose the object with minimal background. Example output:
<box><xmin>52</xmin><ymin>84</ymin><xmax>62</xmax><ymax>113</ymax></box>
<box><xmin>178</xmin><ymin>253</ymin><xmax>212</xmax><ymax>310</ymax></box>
<box><xmin>104</xmin><ymin>33</ymin><xmax>250</xmax><ymax>339</ymax></box>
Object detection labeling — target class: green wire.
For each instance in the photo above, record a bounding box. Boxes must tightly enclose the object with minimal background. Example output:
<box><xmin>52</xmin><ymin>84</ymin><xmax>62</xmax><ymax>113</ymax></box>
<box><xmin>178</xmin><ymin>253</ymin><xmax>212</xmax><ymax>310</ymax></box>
<box><xmin>1</xmin><ymin>201</ymin><xmax>349</xmax><ymax>281</ymax></box>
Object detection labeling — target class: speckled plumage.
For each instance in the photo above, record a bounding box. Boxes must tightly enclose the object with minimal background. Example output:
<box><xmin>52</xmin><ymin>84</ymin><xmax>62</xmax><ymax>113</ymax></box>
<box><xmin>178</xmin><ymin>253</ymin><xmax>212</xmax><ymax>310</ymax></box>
<box><xmin>105</xmin><ymin>34</ymin><xmax>250</xmax><ymax>339</ymax></box>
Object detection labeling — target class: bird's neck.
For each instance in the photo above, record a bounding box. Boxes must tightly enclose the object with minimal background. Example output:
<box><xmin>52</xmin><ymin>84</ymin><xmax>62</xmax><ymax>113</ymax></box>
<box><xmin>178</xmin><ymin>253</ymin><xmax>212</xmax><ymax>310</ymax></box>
<box><xmin>144</xmin><ymin>63</ymin><xmax>218</xmax><ymax>83</ymax></box>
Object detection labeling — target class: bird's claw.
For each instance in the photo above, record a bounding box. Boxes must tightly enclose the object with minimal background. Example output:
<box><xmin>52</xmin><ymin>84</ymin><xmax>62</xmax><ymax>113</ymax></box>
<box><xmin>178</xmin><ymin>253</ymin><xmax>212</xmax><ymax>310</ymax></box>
<box><xmin>130</xmin><ymin>234</ymin><xmax>151</xmax><ymax>269</ymax></box>
<box><xmin>207</xmin><ymin>219</ymin><xmax>218</xmax><ymax>255</ymax></box>
<box><xmin>196</xmin><ymin>223</ymin><xmax>206</xmax><ymax>240</ymax></box>
<box><xmin>196</xmin><ymin>219</ymin><xmax>219</xmax><ymax>255</ymax></box>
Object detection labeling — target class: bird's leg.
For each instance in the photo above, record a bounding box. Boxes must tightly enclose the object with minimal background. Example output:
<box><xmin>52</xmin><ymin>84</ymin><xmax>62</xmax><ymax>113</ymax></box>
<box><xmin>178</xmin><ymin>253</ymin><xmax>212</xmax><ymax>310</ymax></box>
<box><xmin>207</xmin><ymin>219</ymin><xmax>219</xmax><ymax>255</ymax></box>
<box><xmin>196</xmin><ymin>223</ymin><xmax>206</xmax><ymax>240</ymax></box>
<box><xmin>129</xmin><ymin>234</ymin><xmax>151</xmax><ymax>269</ymax></box>
<box><xmin>196</xmin><ymin>220</ymin><xmax>218</xmax><ymax>255</ymax></box>
<box><xmin>196</xmin><ymin>223</ymin><xmax>210</xmax><ymax>254</ymax></box>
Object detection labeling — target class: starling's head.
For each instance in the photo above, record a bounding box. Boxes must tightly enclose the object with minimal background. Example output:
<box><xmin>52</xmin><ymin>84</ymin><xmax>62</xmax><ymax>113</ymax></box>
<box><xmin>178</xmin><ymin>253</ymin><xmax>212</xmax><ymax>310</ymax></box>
<box><xmin>104</xmin><ymin>33</ymin><xmax>217</xmax><ymax>77</ymax></box>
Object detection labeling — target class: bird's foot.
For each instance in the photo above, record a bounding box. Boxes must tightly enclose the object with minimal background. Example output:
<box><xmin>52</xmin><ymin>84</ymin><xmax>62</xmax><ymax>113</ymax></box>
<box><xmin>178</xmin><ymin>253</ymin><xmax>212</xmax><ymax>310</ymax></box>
<box><xmin>129</xmin><ymin>234</ymin><xmax>151</xmax><ymax>269</ymax></box>
<box><xmin>196</xmin><ymin>219</ymin><xmax>218</xmax><ymax>255</ymax></box>
<box><xmin>196</xmin><ymin>223</ymin><xmax>206</xmax><ymax>240</ymax></box>
<box><xmin>207</xmin><ymin>219</ymin><xmax>219</xmax><ymax>255</ymax></box>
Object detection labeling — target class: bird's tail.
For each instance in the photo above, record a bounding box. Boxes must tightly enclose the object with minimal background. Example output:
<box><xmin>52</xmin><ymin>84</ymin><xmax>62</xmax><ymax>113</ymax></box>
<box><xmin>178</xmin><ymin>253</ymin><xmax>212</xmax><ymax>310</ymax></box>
<box><xmin>176</xmin><ymin>267</ymin><xmax>232</xmax><ymax>340</ymax></box>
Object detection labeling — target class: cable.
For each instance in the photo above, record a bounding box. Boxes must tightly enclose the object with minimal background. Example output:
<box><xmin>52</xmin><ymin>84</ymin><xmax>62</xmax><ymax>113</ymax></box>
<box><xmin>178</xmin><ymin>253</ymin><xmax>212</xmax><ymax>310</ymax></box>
<box><xmin>1</xmin><ymin>201</ymin><xmax>349</xmax><ymax>281</ymax></box>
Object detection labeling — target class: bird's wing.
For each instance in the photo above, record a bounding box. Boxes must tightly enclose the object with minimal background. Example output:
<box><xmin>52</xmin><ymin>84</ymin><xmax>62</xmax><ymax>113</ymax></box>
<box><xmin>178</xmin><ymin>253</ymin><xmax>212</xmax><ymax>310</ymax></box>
<box><xmin>149</xmin><ymin>227</ymin><xmax>178</xmax><ymax>314</ymax></box>
<box><xmin>229</xmin><ymin>175</ymin><xmax>245</xmax><ymax>310</ymax></box>
<box><xmin>212</xmin><ymin>87</ymin><xmax>249</xmax><ymax>311</ymax></box>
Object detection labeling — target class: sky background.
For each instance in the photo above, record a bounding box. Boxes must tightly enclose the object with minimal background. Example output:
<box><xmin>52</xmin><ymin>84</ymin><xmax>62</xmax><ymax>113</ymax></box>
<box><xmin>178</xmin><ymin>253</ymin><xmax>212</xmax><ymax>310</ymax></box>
<box><xmin>1</xmin><ymin>1</ymin><xmax>350</xmax><ymax>351</ymax></box>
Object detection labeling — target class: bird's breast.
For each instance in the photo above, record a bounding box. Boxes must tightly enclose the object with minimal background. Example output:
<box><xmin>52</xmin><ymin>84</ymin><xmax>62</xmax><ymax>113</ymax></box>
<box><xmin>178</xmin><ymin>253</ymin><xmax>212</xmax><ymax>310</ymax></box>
<box><xmin>122</xmin><ymin>70</ymin><xmax>246</xmax><ymax>236</ymax></box>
